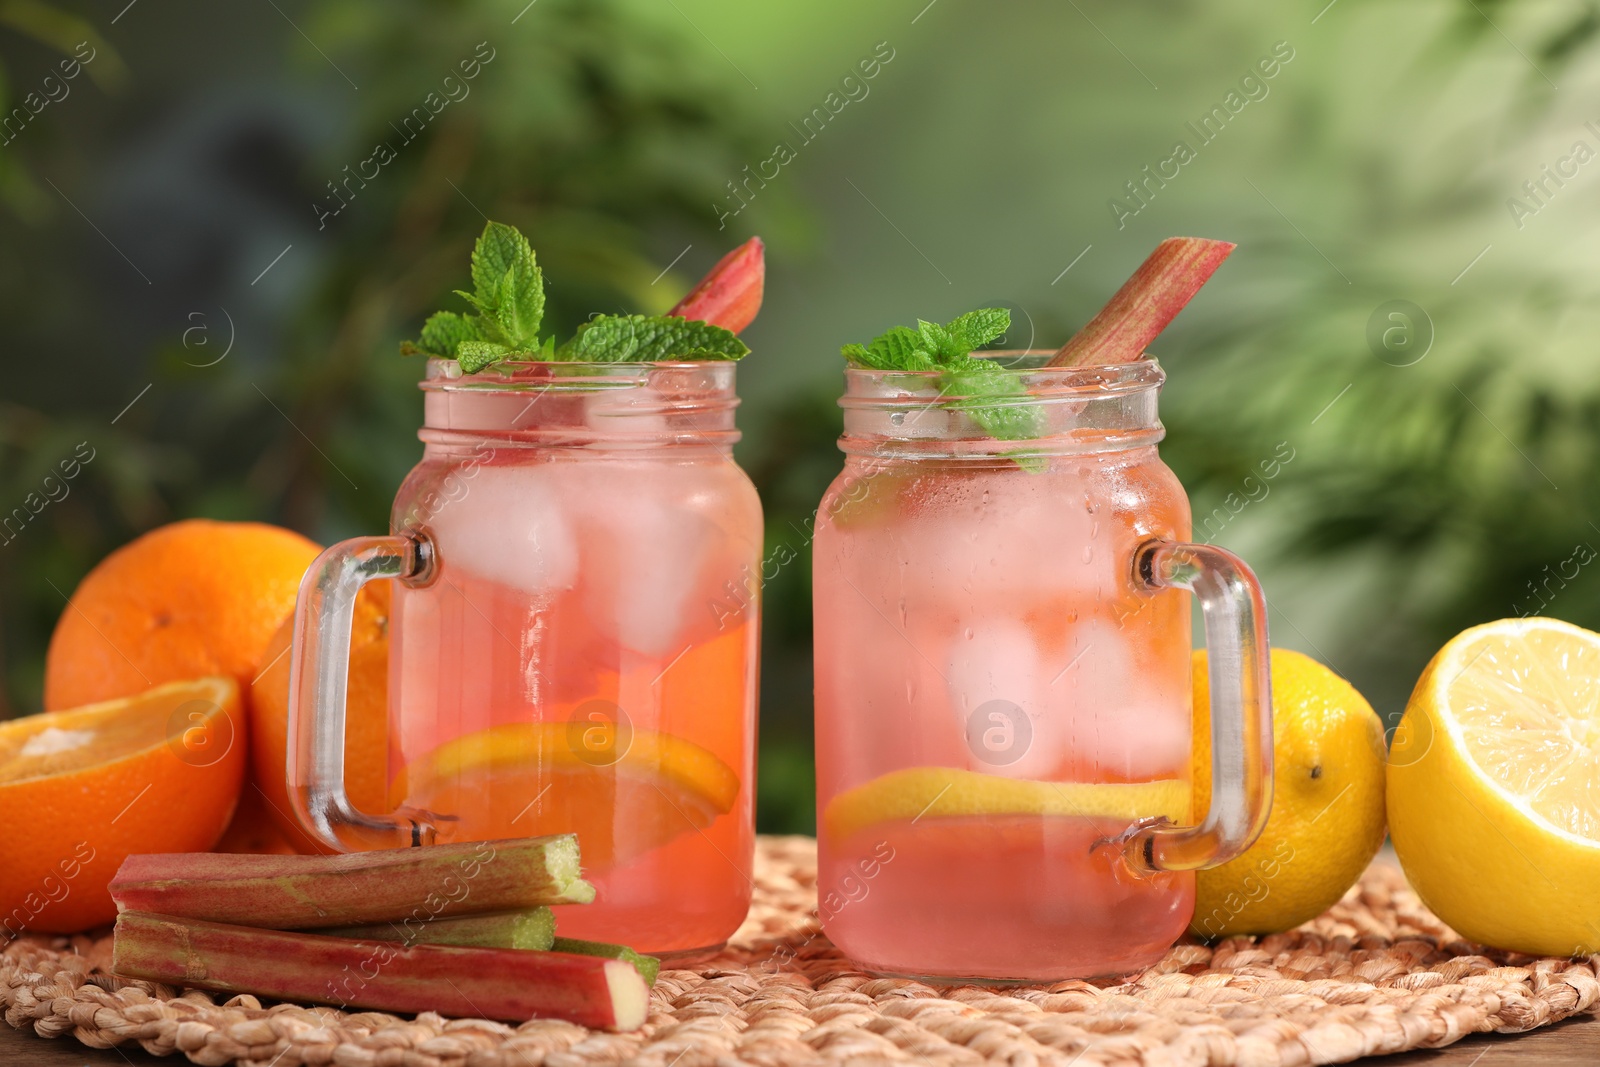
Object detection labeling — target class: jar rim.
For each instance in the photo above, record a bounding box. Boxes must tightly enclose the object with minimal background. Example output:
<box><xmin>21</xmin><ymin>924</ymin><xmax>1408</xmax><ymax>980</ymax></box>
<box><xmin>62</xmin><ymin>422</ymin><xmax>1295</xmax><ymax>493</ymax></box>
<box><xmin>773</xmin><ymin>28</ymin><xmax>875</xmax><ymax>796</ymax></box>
<box><xmin>420</xmin><ymin>357</ymin><xmax>738</xmax><ymax>393</ymax></box>
<box><xmin>841</xmin><ymin>352</ymin><xmax>1163</xmax><ymax>400</ymax></box>
<box><xmin>837</xmin><ymin>352</ymin><xmax>1165</xmax><ymax>457</ymax></box>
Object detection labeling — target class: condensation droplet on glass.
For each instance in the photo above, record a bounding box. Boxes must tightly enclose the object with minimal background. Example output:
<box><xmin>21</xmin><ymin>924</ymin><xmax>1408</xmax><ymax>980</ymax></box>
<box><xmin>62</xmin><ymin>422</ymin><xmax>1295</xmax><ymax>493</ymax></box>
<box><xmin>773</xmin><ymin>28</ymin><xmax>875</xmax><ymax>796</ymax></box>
<box><xmin>889</xmin><ymin>411</ymin><xmax>907</xmax><ymax>426</ymax></box>
<box><xmin>1081</xmin><ymin>544</ymin><xmax>1094</xmax><ymax>564</ymax></box>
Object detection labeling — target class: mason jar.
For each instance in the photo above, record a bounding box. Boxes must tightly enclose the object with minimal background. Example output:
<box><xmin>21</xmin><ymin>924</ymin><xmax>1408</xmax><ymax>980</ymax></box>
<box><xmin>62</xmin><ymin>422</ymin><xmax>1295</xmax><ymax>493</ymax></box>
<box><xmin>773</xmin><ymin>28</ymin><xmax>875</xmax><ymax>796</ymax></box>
<box><xmin>812</xmin><ymin>353</ymin><xmax>1273</xmax><ymax>980</ymax></box>
<box><xmin>288</xmin><ymin>359</ymin><xmax>762</xmax><ymax>955</ymax></box>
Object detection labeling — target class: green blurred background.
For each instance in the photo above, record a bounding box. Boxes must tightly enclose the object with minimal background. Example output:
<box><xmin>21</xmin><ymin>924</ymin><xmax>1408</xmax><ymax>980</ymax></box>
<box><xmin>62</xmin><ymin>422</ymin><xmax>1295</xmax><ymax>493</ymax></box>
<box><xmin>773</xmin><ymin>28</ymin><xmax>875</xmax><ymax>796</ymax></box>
<box><xmin>3</xmin><ymin>0</ymin><xmax>1598</xmax><ymax>833</ymax></box>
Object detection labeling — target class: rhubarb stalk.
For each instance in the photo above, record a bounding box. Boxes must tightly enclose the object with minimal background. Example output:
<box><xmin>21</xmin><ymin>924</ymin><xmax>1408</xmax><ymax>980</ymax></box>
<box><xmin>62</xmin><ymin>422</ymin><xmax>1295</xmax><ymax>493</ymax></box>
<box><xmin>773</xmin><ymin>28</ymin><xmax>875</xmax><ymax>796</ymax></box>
<box><xmin>109</xmin><ymin>836</ymin><xmax>594</xmax><ymax>930</ymax></box>
<box><xmin>319</xmin><ymin>907</ymin><xmax>556</xmax><ymax>951</ymax></box>
<box><xmin>1048</xmin><ymin>237</ymin><xmax>1235</xmax><ymax>367</ymax></box>
<box><xmin>112</xmin><ymin>912</ymin><xmax>648</xmax><ymax>1030</ymax></box>
<box><xmin>552</xmin><ymin>937</ymin><xmax>661</xmax><ymax>985</ymax></box>
<box><xmin>668</xmin><ymin>237</ymin><xmax>764</xmax><ymax>333</ymax></box>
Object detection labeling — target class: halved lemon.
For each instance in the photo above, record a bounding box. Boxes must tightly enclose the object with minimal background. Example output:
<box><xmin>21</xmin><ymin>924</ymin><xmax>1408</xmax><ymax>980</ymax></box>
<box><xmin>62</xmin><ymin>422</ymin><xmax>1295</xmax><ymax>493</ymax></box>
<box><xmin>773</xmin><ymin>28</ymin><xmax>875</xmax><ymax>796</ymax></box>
<box><xmin>0</xmin><ymin>676</ymin><xmax>245</xmax><ymax>932</ymax></box>
<box><xmin>393</xmin><ymin>722</ymin><xmax>740</xmax><ymax>872</ymax></box>
<box><xmin>1389</xmin><ymin>617</ymin><xmax>1600</xmax><ymax>955</ymax></box>
<box><xmin>823</xmin><ymin>766</ymin><xmax>1189</xmax><ymax>843</ymax></box>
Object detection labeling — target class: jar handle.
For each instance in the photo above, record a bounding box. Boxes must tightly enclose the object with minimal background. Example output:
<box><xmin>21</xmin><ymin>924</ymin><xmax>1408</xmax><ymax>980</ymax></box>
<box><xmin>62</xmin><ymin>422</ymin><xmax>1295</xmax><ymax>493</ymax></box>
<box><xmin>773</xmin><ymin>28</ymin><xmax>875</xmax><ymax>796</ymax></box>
<box><xmin>286</xmin><ymin>529</ymin><xmax>436</xmax><ymax>852</ymax></box>
<box><xmin>1120</xmin><ymin>539</ymin><xmax>1274</xmax><ymax>873</ymax></box>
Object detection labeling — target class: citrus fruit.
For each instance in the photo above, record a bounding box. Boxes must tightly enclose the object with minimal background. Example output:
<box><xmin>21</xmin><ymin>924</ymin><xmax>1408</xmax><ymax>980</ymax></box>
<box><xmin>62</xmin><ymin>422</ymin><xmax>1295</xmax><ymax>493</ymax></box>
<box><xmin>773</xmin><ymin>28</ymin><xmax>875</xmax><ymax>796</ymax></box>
<box><xmin>392</xmin><ymin>722</ymin><xmax>740</xmax><ymax>872</ymax></box>
<box><xmin>823</xmin><ymin>766</ymin><xmax>1189</xmax><ymax>843</ymax></box>
<box><xmin>1388</xmin><ymin>617</ymin><xmax>1600</xmax><ymax>956</ymax></box>
<box><xmin>248</xmin><ymin>583</ymin><xmax>392</xmax><ymax>853</ymax></box>
<box><xmin>1190</xmin><ymin>648</ymin><xmax>1387</xmax><ymax>938</ymax></box>
<box><xmin>0</xmin><ymin>676</ymin><xmax>245</xmax><ymax>933</ymax></box>
<box><xmin>43</xmin><ymin>519</ymin><xmax>320</xmax><ymax>710</ymax></box>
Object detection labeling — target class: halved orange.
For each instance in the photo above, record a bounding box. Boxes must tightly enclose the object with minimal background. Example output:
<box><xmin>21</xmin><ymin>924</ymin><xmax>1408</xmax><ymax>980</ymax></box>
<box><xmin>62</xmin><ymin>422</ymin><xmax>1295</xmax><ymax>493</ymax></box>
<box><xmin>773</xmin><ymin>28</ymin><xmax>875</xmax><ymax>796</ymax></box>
<box><xmin>0</xmin><ymin>677</ymin><xmax>245</xmax><ymax>933</ymax></box>
<box><xmin>393</xmin><ymin>722</ymin><xmax>740</xmax><ymax>872</ymax></box>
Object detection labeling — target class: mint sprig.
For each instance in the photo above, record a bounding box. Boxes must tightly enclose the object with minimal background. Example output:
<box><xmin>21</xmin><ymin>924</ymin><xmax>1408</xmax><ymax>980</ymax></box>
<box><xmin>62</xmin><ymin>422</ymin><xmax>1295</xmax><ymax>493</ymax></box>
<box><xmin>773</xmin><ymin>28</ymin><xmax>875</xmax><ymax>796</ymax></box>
<box><xmin>402</xmin><ymin>221</ymin><xmax>548</xmax><ymax>372</ymax></box>
<box><xmin>404</xmin><ymin>220</ymin><xmax>750</xmax><ymax>372</ymax></box>
<box><xmin>561</xmin><ymin>314</ymin><xmax>748</xmax><ymax>363</ymax></box>
<box><xmin>840</xmin><ymin>308</ymin><xmax>1042</xmax><ymax>442</ymax></box>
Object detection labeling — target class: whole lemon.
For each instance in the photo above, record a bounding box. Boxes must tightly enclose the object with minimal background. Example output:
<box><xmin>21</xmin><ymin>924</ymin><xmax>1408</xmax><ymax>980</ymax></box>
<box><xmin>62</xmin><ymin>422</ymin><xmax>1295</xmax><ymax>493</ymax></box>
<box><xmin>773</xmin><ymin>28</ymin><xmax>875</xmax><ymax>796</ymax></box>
<box><xmin>1189</xmin><ymin>648</ymin><xmax>1387</xmax><ymax>939</ymax></box>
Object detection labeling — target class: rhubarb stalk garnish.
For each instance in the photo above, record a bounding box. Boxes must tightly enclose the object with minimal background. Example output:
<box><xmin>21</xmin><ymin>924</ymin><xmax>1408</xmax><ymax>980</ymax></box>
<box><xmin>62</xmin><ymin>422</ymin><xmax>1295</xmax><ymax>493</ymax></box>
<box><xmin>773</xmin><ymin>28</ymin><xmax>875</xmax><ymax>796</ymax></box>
<box><xmin>109</xmin><ymin>836</ymin><xmax>594</xmax><ymax>930</ymax></box>
<box><xmin>668</xmin><ymin>237</ymin><xmax>764</xmax><ymax>333</ymax></box>
<box><xmin>1048</xmin><ymin>237</ymin><xmax>1235</xmax><ymax>367</ymax></box>
<box><xmin>112</xmin><ymin>912</ymin><xmax>648</xmax><ymax>1029</ymax></box>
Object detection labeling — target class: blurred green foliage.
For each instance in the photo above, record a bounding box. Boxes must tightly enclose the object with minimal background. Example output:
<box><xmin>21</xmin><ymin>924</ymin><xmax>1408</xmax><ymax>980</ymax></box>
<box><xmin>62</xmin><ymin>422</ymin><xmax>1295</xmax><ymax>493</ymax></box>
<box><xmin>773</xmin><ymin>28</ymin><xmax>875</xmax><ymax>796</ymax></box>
<box><xmin>7</xmin><ymin>0</ymin><xmax>1600</xmax><ymax>837</ymax></box>
<box><xmin>0</xmin><ymin>0</ymin><xmax>796</xmax><ymax>696</ymax></box>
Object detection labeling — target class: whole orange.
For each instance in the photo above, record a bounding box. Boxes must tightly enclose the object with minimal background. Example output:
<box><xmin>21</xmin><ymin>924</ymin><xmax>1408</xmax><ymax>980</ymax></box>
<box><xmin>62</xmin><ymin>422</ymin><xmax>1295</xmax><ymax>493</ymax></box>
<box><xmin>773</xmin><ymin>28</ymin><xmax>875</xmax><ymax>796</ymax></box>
<box><xmin>44</xmin><ymin>519</ymin><xmax>321</xmax><ymax>710</ymax></box>
<box><xmin>0</xmin><ymin>677</ymin><xmax>245</xmax><ymax>933</ymax></box>
<box><xmin>249</xmin><ymin>582</ymin><xmax>392</xmax><ymax>853</ymax></box>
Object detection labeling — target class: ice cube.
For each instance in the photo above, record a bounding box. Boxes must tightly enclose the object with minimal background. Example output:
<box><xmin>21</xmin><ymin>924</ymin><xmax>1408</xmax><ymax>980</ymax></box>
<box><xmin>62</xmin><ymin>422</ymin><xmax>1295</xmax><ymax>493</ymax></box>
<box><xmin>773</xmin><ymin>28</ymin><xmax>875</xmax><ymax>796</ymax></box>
<box><xmin>1046</xmin><ymin>618</ymin><xmax>1190</xmax><ymax>780</ymax></box>
<box><xmin>892</xmin><ymin>471</ymin><xmax>1102</xmax><ymax>606</ymax></box>
<box><xmin>425</xmin><ymin>463</ymin><xmax>579</xmax><ymax>595</ymax></box>
<box><xmin>555</xmin><ymin>460</ymin><xmax>747</xmax><ymax>659</ymax></box>
<box><xmin>946</xmin><ymin>619</ymin><xmax>1058</xmax><ymax>778</ymax></box>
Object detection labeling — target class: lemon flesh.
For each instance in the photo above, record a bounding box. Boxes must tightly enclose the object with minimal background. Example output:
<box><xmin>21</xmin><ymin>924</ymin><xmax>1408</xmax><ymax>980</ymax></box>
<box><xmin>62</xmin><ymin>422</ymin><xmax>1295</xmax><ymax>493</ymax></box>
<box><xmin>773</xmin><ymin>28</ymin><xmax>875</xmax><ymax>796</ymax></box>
<box><xmin>824</xmin><ymin>766</ymin><xmax>1189</xmax><ymax>843</ymax></box>
<box><xmin>394</xmin><ymin>722</ymin><xmax>740</xmax><ymax>871</ymax></box>
<box><xmin>1389</xmin><ymin>617</ymin><xmax>1600</xmax><ymax>955</ymax></box>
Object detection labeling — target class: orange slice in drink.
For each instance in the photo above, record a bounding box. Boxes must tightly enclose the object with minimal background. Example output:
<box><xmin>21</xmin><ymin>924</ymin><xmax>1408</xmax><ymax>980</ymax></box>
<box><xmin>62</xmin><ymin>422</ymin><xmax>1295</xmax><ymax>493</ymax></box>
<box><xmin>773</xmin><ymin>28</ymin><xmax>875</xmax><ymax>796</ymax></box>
<box><xmin>393</xmin><ymin>723</ymin><xmax>740</xmax><ymax>872</ymax></box>
<box><xmin>0</xmin><ymin>676</ymin><xmax>246</xmax><ymax>933</ymax></box>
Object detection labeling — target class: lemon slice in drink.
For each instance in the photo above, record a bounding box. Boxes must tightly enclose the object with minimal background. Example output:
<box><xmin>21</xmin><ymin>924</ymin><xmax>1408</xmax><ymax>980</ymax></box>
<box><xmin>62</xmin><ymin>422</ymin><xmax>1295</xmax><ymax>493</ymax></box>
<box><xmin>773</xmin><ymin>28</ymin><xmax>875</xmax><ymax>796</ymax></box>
<box><xmin>824</xmin><ymin>766</ymin><xmax>1189</xmax><ymax>843</ymax></box>
<box><xmin>393</xmin><ymin>722</ymin><xmax>740</xmax><ymax>872</ymax></box>
<box><xmin>1389</xmin><ymin>617</ymin><xmax>1600</xmax><ymax>955</ymax></box>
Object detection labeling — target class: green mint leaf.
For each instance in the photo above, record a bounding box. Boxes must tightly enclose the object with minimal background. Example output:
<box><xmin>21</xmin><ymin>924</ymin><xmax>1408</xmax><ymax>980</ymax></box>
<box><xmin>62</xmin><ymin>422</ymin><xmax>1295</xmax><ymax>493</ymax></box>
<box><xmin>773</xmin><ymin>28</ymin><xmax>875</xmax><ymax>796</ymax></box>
<box><xmin>415</xmin><ymin>311</ymin><xmax>481</xmax><ymax>357</ymax></box>
<box><xmin>457</xmin><ymin>340</ymin><xmax>512</xmax><ymax>374</ymax></box>
<box><xmin>455</xmin><ymin>221</ymin><xmax>547</xmax><ymax>354</ymax></box>
<box><xmin>915</xmin><ymin>320</ymin><xmax>968</xmax><ymax>363</ymax></box>
<box><xmin>841</xmin><ymin>326</ymin><xmax>937</xmax><ymax>370</ymax></box>
<box><xmin>494</xmin><ymin>253</ymin><xmax>545</xmax><ymax>348</ymax></box>
<box><xmin>872</xmin><ymin>326</ymin><xmax>929</xmax><ymax>365</ymax></box>
<box><xmin>941</xmin><ymin>356</ymin><xmax>1044</xmax><ymax>441</ymax></box>
<box><xmin>946</xmin><ymin>308</ymin><xmax>1011</xmax><ymax>351</ymax></box>
<box><xmin>471</xmin><ymin>222</ymin><xmax>527</xmax><ymax>306</ymax></box>
<box><xmin>560</xmin><ymin>314</ymin><xmax>749</xmax><ymax>362</ymax></box>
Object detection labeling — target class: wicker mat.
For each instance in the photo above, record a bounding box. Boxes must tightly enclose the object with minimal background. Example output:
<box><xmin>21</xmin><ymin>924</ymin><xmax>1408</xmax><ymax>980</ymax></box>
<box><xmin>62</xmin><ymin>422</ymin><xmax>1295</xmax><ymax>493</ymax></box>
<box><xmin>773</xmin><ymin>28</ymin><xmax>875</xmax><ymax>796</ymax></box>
<box><xmin>3</xmin><ymin>836</ymin><xmax>1597</xmax><ymax>1067</ymax></box>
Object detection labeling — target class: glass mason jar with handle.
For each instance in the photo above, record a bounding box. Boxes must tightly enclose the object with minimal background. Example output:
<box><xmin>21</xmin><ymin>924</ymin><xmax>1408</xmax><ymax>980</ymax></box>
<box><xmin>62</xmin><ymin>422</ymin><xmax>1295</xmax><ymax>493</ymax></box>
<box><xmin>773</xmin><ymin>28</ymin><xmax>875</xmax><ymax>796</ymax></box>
<box><xmin>287</xmin><ymin>359</ymin><xmax>762</xmax><ymax>955</ymax></box>
<box><xmin>812</xmin><ymin>353</ymin><xmax>1272</xmax><ymax>981</ymax></box>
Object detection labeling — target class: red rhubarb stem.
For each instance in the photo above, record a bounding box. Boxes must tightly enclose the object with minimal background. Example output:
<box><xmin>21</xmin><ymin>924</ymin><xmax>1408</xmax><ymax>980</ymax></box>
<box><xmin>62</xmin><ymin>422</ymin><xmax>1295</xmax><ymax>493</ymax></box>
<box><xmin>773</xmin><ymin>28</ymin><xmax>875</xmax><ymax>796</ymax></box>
<box><xmin>668</xmin><ymin>237</ymin><xmax>764</xmax><ymax>333</ymax></box>
<box><xmin>113</xmin><ymin>912</ymin><xmax>649</xmax><ymax>1030</ymax></box>
<box><xmin>110</xmin><ymin>836</ymin><xmax>594</xmax><ymax>930</ymax></box>
<box><xmin>1048</xmin><ymin>237</ymin><xmax>1235</xmax><ymax>367</ymax></box>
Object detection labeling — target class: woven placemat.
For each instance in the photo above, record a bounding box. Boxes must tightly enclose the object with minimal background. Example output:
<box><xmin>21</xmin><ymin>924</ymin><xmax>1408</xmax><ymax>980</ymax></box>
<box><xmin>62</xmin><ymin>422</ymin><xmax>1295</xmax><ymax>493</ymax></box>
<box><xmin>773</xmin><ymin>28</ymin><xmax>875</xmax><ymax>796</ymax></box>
<box><xmin>3</xmin><ymin>835</ymin><xmax>1597</xmax><ymax>1067</ymax></box>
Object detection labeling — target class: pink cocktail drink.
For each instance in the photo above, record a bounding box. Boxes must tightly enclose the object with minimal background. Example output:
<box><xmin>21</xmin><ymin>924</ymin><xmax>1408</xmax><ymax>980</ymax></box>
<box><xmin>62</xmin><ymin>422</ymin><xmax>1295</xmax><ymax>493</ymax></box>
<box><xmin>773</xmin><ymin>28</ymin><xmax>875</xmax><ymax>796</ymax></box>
<box><xmin>294</xmin><ymin>361</ymin><xmax>762</xmax><ymax>955</ymax></box>
<box><xmin>826</xmin><ymin>817</ymin><xmax>1191</xmax><ymax>979</ymax></box>
<box><xmin>814</xmin><ymin>355</ymin><xmax>1271</xmax><ymax>981</ymax></box>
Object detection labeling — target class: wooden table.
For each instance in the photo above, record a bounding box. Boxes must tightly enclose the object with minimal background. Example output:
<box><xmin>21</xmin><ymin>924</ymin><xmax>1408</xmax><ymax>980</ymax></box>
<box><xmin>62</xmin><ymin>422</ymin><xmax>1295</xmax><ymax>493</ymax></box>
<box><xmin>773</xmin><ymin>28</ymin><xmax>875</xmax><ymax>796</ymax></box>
<box><xmin>4</xmin><ymin>1013</ymin><xmax>1598</xmax><ymax>1065</ymax></box>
